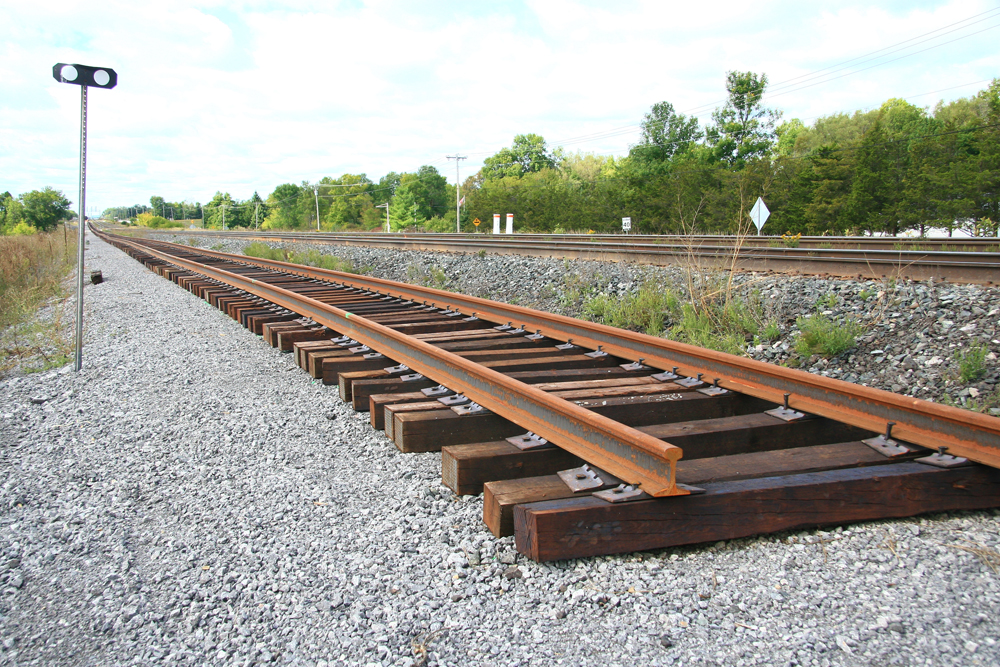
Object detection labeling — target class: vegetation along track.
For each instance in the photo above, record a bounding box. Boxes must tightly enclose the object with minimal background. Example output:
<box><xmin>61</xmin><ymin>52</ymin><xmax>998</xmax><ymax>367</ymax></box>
<box><xmin>140</xmin><ymin>228</ymin><xmax>1000</xmax><ymax>285</ymax></box>
<box><xmin>97</xmin><ymin>227</ymin><xmax>1000</xmax><ymax>561</ymax></box>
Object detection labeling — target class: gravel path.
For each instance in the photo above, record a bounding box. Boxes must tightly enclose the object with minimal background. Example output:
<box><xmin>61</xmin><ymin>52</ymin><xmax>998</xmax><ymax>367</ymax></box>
<box><xmin>0</xmin><ymin>235</ymin><xmax>998</xmax><ymax>666</ymax></box>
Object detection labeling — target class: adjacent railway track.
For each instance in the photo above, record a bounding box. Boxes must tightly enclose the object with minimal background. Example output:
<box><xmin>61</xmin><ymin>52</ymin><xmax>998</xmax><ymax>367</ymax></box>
<box><xmin>97</xmin><ymin>228</ymin><xmax>1000</xmax><ymax>561</ymax></box>
<box><xmin>139</xmin><ymin>228</ymin><xmax>1000</xmax><ymax>285</ymax></box>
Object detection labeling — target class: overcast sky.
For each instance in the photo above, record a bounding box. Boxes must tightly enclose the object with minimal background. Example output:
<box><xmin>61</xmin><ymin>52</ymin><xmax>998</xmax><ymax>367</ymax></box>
<box><xmin>2</xmin><ymin>0</ymin><xmax>998</xmax><ymax>214</ymax></box>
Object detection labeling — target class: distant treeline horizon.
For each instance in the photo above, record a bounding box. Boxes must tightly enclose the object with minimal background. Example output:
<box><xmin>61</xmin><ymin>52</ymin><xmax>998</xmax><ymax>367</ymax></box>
<box><xmin>103</xmin><ymin>73</ymin><xmax>1000</xmax><ymax>238</ymax></box>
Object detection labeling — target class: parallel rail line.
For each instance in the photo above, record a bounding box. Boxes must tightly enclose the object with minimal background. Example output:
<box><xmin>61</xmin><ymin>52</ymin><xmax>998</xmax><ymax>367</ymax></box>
<box><xmin>137</xmin><ymin>228</ymin><xmax>1000</xmax><ymax>285</ymax></box>
<box><xmin>97</xmin><ymin>229</ymin><xmax>1000</xmax><ymax>560</ymax></box>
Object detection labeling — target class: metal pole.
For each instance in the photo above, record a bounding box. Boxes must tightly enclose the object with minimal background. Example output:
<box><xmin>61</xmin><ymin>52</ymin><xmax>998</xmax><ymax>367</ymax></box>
<box><xmin>73</xmin><ymin>85</ymin><xmax>88</xmax><ymax>371</ymax></box>
<box><xmin>446</xmin><ymin>155</ymin><xmax>467</xmax><ymax>233</ymax></box>
<box><xmin>255</xmin><ymin>202</ymin><xmax>259</xmax><ymax>230</ymax></box>
<box><xmin>315</xmin><ymin>186</ymin><xmax>320</xmax><ymax>231</ymax></box>
<box><xmin>222</xmin><ymin>203</ymin><xmax>226</xmax><ymax>231</ymax></box>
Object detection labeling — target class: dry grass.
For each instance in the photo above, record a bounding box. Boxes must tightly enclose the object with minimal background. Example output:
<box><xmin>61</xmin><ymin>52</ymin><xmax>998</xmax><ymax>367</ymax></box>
<box><xmin>945</xmin><ymin>540</ymin><xmax>1000</xmax><ymax>574</ymax></box>
<box><xmin>0</xmin><ymin>226</ymin><xmax>76</xmax><ymax>374</ymax></box>
<box><xmin>411</xmin><ymin>628</ymin><xmax>446</xmax><ymax>666</ymax></box>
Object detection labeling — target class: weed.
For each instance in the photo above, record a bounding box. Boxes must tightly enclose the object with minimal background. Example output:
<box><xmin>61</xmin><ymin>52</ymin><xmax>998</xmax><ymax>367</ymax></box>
<box><xmin>818</xmin><ymin>242</ymin><xmax>833</xmax><ymax>249</ymax></box>
<box><xmin>816</xmin><ymin>293</ymin><xmax>838</xmax><ymax>310</ymax></box>
<box><xmin>428</xmin><ymin>266</ymin><xmax>448</xmax><ymax>289</ymax></box>
<box><xmin>411</xmin><ymin>629</ymin><xmax>446</xmax><ymax>666</ymax></box>
<box><xmin>761</xmin><ymin>321</ymin><xmax>781</xmax><ymax>341</ymax></box>
<box><xmin>943</xmin><ymin>540</ymin><xmax>1000</xmax><ymax>574</ymax></box>
<box><xmin>858</xmin><ymin>289</ymin><xmax>873</xmax><ymax>300</ymax></box>
<box><xmin>477</xmin><ymin>249</ymin><xmax>487</xmax><ymax>259</ymax></box>
<box><xmin>243</xmin><ymin>242</ymin><xmax>360</xmax><ymax>274</ymax></box>
<box><xmin>781</xmin><ymin>232</ymin><xmax>801</xmax><ymax>248</ymax></box>
<box><xmin>211</xmin><ymin>243</ymin><xmax>224</xmax><ymax>251</ymax></box>
<box><xmin>583</xmin><ymin>281</ymin><xmax>678</xmax><ymax>336</ymax></box>
<box><xmin>955</xmin><ymin>344</ymin><xmax>988</xmax><ymax>383</ymax></box>
<box><xmin>794</xmin><ymin>314</ymin><xmax>864</xmax><ymax>358</ymax></box>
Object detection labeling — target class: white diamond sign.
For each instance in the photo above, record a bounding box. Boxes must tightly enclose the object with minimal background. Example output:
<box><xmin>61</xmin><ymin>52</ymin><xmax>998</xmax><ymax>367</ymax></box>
<box><xmin>749</xmin><ymin>197</ymin><xmax>770</xmax><ymax>234</ymax></box>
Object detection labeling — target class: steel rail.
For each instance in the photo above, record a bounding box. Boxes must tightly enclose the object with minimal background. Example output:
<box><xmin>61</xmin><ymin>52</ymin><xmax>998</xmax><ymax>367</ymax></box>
<box><xmin>100</xmin><ymin>231</ymin><xmax>686</xmax><ymax>497</ymax></box>
<box><xmin>136</xmin><ymin>229</ymin><xmax>1000</xmax><ymax>284</ymax></box>
<box><xmin>107</xmin><ymin>231</ymin><xmax>1000</xmax><ymax>471</ymax></box>
<box><xmin>138</xmin><ymin>227</ymin><xmax>1000</xmax><ymax>251</ymax></box>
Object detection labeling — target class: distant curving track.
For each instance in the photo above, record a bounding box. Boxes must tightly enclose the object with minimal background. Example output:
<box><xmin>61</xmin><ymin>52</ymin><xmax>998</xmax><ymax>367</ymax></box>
<box><xmin>133</xmin><ymin>228</ymin><xmax>1000</xmax><ymax>285</ymax></box>
<box><xmin>96</xmin><ymin>227</ymin><xmax>1000</xmax><ymax>560</ymax></box>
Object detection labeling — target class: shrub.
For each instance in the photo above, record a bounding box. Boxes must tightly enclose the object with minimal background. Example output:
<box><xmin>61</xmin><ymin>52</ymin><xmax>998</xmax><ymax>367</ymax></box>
<box><xmin>9</xmin><ymin>222</ymin><xmax>37</xmax><ymax>236</ymax></box>
<box><xmin>243</xmin><ymin>242</ymin><xmax>359</xmax><ymax>274</ymax></box>
<box><xmin>794</xmin><ymin>315</ymin><xmax>864</xmax><ymax>358</ymax></box>
<box><xmin>955</xmin><ymin>344</ymin><xmax>988</xmax><ymax>384</ymax></box>
<box><xmin>135</xmin><ymin>212</ymin><xmax>182</xmax><ymax>229</ymax></box>
<box><xmin>583</xmin><ymin>281</ymin><xmax>678</xmax><ymax>336</ymax></box>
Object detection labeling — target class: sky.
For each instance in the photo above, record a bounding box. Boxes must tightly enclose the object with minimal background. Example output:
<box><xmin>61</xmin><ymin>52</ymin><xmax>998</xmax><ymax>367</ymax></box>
<box><xmin>2</xmin><ymin>0</ymin><xmax>999</xmax><ymax>215</ymax></box>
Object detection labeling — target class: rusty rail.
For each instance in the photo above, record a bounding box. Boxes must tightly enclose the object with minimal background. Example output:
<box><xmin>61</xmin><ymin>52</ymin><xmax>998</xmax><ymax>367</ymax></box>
<box><xmin>132</xmin><ymin>227</ymin><xmax>1000</xmax><ymax>285</ymax></box>
<box><xmin>100</xmin><ymin>231</ymin><xmax>685</xmax><ymax>497</ymax></box>
<box><xmin>99</xmin><ymin>230</ymin><xmax>1000</xmax><ymax>473</ymax></box>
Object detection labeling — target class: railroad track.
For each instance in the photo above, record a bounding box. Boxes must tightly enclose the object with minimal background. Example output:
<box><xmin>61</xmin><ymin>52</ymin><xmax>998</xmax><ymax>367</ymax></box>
<box><xmin>96</xmin><ymin>228</ymin><xmax>1000</xmax><ymax>561</ymax></box>
<box><xmin>136</xmin><ymin>228</ymin><xmax>1000</xmax><ymax>285</ymax></box>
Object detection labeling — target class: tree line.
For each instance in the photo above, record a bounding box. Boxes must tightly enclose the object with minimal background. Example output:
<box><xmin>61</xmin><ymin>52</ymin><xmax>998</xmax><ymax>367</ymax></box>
<box><xmin>112</xmin><ymin>74</ymin><xmax>1000</xmax><ymax>237</ymax></box>
<box><xmin>0</xmin><ymin>188</ymin><xmax>73</xmax><ymax>236</ymax></box>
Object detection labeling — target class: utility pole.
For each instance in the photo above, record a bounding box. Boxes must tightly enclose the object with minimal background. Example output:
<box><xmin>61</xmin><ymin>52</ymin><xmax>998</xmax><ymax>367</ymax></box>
<box><xmin>314</xmin><ymin>185</ymin><xmax>321</xmax><ymax>231</ymax></box>
<box><xmin>376</xmin><ymin>203</ymin><xmax>389</xmax><ymax>233</ymax></box>
<box><xmin>446</xmin><ymin>154</ymin><xmax>467</xmax><ymax>233</ymax></box>
<box><xmin>254</xmin><ymin>202</ymin><xmax>259</xmax><ymax>230</ymax></box>
<box><xmin>222</xmin><ymin>202</ymin><xmax>227</xmax><ymax>231</ymax></box>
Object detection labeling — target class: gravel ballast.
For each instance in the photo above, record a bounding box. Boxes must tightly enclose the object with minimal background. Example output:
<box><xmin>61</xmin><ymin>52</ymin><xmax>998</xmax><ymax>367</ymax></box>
<box><xmin>0</xmin><ymin>235</ymin><xmax>998</xmax><ymax>666</ymax></box>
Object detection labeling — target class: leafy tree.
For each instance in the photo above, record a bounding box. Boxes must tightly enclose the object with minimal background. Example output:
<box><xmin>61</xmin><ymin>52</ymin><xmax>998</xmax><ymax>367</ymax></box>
<box><xmin>706</xmin><ymin>71</ymin><xmax>781</xmax><ymax>167</ymax></box>
<box><xmin>775</xmin><ymin>119</ymin><xmax>806</xmax><ymax>156</ymax></box>
<box><xmin>204</xmin><ymin>192</ymin><xmax>250</xmax><ymax>229</ymax></box>
<box><xmin>387</xmin><ymin>167</ymin><xmax>449</xmax><ymax>230</ymax></box>
<box><xmin>320</xmin><ymin>174</ymin><xmax>376</xmax><ymax>230</ymax></box>
<box><xmin>20</xmin><ymin>187</ymin><xmax>72</xmax><ymax>231</ymax></box>
<box><xmin>629</xmin><ymin>102</ymin><xmax>702</xmax><ymax>168</ymax></box>
<box><xmin>263</xmin><ymin>183</ymin><xmax>305</xmax><ymax>229</ymax></box>
<box><xmin>375</xmin><ymin>172</ymin><xmax>401</xmax><ymax>206</ymax></box>
<box><xmin>482</xmin><ymin>134</ymin><xmax>556</xmax><ymax>180</ymax></box>
<box><xmin>150</xmin><ymin>195</ymin><xmax>166</xmax><ymax>217</ymax></box>
<box><xmin>1</xmin><ymin>191</ymin><xmax>26</xmax><ymax>234</ymax></box>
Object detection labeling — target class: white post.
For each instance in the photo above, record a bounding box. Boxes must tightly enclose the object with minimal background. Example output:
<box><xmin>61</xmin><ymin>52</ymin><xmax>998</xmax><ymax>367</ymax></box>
<box><xmin>506</xmin><ymin>213</ymin><xmax>513</xmax><ymax>235</ymax></box>
<box><xmin>314</xmin><ymin>186</ymin><xmax>320</xmax><ymax>231</ymax></box>
<box><xmin>493</xmin><ymin>214</ymin><xmax>500</xmax><ymax>234</ymax></box>
<box><xmin>446</xmin><ymin>154</ymin><xmax>467</xmax><ymax>233</ymax></box>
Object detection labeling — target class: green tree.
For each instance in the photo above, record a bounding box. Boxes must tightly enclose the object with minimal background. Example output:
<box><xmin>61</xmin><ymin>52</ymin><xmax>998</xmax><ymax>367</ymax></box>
<box><xmin>706</xmin><ymin>71</ymin><xmax>781</xmax><ymax>167</ymax></box>
<box><xmin>375</xmin><ymin>172</ymin><xmax>401</xmax><ymax>206</ymax></box>
<box><xmin>20</xmin><ymin>187</ymin><xmax>72</xmax><ymax>231</ymax></box>
<box><xmin>1</xmin><ymin>191</ymin><xmax>26</xmax><ymax>234</ymax></box>
<box><xmin>320</xmin><ymin>174</ymin><xmax>375</xmax><ymax>230</ymax></box>
<box><xmin>804</xmin><ymin>146</ymin><xmax>852</xmax><ymax>234</ymax></box>
<box><xmin>150</xmin><ymin>195</ymin><xmax>166</xmax><ymax>217</ymax></box>
<box><xmin>263</xmin><ymin>183</ymin><xmax>305</xmax><ymax>229</ymax></box>
<box><xmin>845</xmin><ymin>120</ymin><xmax>898</xmax><ymax>234</ymax></box>
<box><xmin>629</xmin><ymin>102</ymin><xmax>702</xmax><ymax>169</ymax></box>
<box><xmin>482</xmin><ymin>134</ymin><xmax>557</xmax><ymax>180</ymax></box>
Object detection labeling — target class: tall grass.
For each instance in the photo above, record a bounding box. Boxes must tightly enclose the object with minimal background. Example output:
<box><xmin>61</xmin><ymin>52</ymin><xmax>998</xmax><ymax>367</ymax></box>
<box><xmin>1</xmin><ymin>226</ymin><xmax>76</xmax><ymax>373</ymax></box>
<box><xmin>582</xmin><ymin>280</ymin><xmax>777</xmax><ymax>355</ymax></box>
<box><xmin>242</xmin><ymin>242</ymin><xmax>362</xmax><ymax>274</ymax></box>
